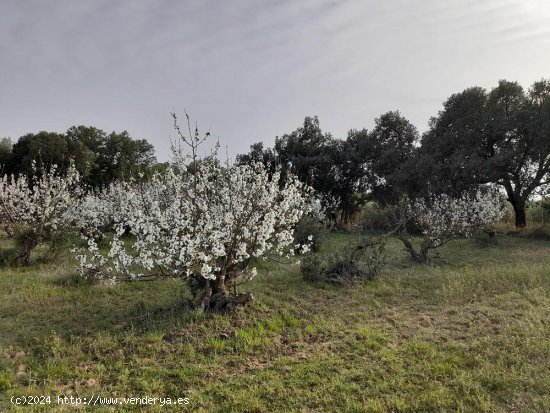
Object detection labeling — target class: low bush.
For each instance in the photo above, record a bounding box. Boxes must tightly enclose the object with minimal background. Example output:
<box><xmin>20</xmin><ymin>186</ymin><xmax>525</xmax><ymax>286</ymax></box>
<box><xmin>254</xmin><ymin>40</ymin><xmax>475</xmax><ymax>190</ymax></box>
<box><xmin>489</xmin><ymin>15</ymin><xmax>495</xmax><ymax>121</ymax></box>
<box><xmin>359</xmin><ymin>203</ymin><xmax>397</xmax><ymax>232</ymax></box>
<box><xmin>473</xmin><ymin>229</ymin><xmax>498</xmax><ymax>247</ymax></box>
<box><xmin>301</xmin><ymin>236</ymin><xmax>386</xmax><ymax>284</ymax></box>
<box><xmin>293</xmin><ymin>216</ymin><xmax>327</xmax><ymax>253</ymax></box>
<box><xmin>300</xmin><ymin>254</ymin><xmax>325</xmax><ymax>282</ymax></box>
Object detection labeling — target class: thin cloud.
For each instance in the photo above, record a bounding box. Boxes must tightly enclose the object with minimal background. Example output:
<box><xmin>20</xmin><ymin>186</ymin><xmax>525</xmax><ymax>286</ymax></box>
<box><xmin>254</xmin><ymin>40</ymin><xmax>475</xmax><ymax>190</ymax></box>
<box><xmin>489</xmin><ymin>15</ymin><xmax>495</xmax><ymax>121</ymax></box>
<box><xmin>0</xmin><ymin>0</ymin><xmax>548</xmax><ymax>160</ymax></box>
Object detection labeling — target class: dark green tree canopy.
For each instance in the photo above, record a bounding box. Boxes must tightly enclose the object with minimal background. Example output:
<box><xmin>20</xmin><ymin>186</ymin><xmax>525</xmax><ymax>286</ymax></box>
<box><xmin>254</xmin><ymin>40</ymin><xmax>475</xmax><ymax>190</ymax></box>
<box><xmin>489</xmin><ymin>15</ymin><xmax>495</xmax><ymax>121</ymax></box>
<box><xmin>9</xmin><ymin>131</ymin><xmax>69</xmax><ymax>176</ymax></box>
<box><xmin>238</xmin><ymin>116</ymin><xmax>372</xmax><ymax>222</ymax></box>
<box><xmin>419</xmin><ymin>79</ymin><xmax>550</xmax><ymax>227</ymax></box>
<box><xmin>357</xmin><ymin>111</ymin><xmax>419</xmax><ymax>204</ymax></box>
<box><xmin>94</xmin><ymin>131</ymin><xmax>156</xmax><ymax>187</ymax></box>
<box><xmin>0</xmin><ymin>138</ymin><xmax>12</xmax><ymax>171</ymax></box>
<box><xmin>2</xmin><ymin>126</ymin><xmax>156</xmax><ymax>188</ymax></box>
<box><xmin>273</xmin><ymin>116</ymin><xmax>335</xmax><ymax>187</ymax></box>
<box><xmin>419</xmin><ymin>86</ymin><xmax>490</xmax><ymax>194</ymax></box>
<box><xmin>235</xmin><ymin>142</ymin><xmax>276</xmax><ymax>171</ymax></box>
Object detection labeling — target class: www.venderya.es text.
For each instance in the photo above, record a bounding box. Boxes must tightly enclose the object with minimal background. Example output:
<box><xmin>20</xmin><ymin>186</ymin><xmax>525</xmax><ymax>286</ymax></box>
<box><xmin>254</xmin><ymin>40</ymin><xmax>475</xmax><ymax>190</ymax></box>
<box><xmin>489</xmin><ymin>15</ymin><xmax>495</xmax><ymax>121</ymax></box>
<box><xmin>11</xmin><ymin>395</ymin><xmax>190</xmax><ymax>407</ymax></box>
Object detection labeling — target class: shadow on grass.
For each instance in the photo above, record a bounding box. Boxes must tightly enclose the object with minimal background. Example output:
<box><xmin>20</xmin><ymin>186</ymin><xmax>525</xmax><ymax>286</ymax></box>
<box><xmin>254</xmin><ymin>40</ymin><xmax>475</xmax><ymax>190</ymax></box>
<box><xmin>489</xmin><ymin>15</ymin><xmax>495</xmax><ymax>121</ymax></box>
<box><xmin>0</xmin><ymin>269</ymin><xmax>205</xmax><ymax>345</ymax></box>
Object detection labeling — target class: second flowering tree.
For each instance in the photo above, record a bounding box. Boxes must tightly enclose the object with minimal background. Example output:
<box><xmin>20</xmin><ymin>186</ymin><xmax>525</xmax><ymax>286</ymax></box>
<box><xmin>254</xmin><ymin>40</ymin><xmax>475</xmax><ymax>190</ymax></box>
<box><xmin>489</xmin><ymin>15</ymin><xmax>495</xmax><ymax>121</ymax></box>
<box><xmin>0</xmin><ymin>161</ymin><xmax>82</xmax><ymax>265</ymax></box>
<box><xmin>396</xmin><ymin>189</ymin><xmax>505</xmax><ymax>262</ymax></box>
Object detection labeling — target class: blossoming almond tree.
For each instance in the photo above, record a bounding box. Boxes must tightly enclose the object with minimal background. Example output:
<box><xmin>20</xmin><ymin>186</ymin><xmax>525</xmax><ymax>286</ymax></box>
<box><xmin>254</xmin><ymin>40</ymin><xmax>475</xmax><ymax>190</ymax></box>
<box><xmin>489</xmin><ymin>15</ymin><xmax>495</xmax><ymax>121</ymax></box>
<box><xmin>0</xmin><ymin>161</ymin><xmax>82</xmax><ymax>265</ymax></box>
<box><xmin>74</xmin><ymin>180</ymin><xmax>137</xmax><ymax>241</ymax></box>
<box><xmin>396</xmin><ymin>188</ymin><xmax>505</xmax><ymax>262</ymax></box>
<box><xmin>75</xmin><ymin>114</ymin><xmax>317</xmax><ymax>311</ymax></box>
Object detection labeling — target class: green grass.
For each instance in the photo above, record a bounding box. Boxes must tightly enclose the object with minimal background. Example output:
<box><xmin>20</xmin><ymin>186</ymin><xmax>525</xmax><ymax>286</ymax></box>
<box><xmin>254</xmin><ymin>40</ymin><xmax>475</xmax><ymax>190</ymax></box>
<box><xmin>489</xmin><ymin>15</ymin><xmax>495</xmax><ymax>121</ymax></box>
<box><xmin>0</xmin><ymin>233</ymin><xmax>549</xmax><ymax>412</ymax></box>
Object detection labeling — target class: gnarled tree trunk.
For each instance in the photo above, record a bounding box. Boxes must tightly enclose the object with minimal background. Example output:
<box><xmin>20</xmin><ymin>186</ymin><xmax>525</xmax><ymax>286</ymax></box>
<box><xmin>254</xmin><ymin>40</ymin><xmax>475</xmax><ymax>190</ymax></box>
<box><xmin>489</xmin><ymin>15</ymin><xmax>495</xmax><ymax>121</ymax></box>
<box><xmin>398</xmin><ymin>235</ymin><xmax>430</xmax><ymax>263</ymax></box>
<box><xmin>189</xmin><ymin>275</ymin><xmax>253</xmax><ymax>312</ymax></box>
<box><xmin>504</xmin><ymin>183</ymin><xmax>527</xmax><ymax>228</ymax></box>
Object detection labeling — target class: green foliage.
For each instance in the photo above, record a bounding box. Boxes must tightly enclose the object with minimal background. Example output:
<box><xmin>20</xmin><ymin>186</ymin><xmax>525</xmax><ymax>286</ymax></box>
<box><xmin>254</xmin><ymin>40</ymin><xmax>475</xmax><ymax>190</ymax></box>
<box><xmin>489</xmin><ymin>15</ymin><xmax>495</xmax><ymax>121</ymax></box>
<box><xmin>360</xmin><ymin>203</ymin><xmax>398</xmax><ymax>232</ymax></box>
<box><xmin>94</xmin><ymin>130</ymin><xmax>156</xmax><ymax>187</ymax></box>
<box><xmin>273</xmin><ymin>116</ymin><xmax>334</xmax><ymax>186</ymax></box>
<box><xmin>299</xmin><ymin>254</ymin><xmax>325</xmax><ymax>282</ymax></box>
<box><xmin>527</xmin><ymin>199</ymin><xmax>550</xmax><ymax>226</ymax></box>
<box><xmin>473</xmin><ymin>229</ymin><xmax>498</xmax><ymax>247</ymax></box>
<box><xmin>293</xmin><ymin>216</ymin><xmax>326</xmax><ymax>253</ymax></box>
<box><xmin>351</xmin><ymin>111</ymin><xmax>419</xmax><ymax>205</ymax></box>
<box><xmin>0</xmin><ymin>137</ymin><xmax>12</xmax><ymax>169</ymax></box>
<box><xmin>0</xmin><ymin>372</ymin><xmax>11</xmax><ymax>392</ymax></box>
<box><xmin>0</xmin><ymin>247</ymin><xmax>17</xmax><ymax>266</ymax></box>
<box><xmin>0</xmin><ymin>226</ymin><xmax>74</xmax><ymax>266</ymax></box>
<box><xmin>515</xmin><ymin>226</ymin><xmax>550</xmax><ymax>241</ymax></box>
<box><xmin>12</xmin><ymin>227</ymin><xmax>38</xmax><ymax>265</ymax></box>
<box><xmin>327</xmin><ymin>137</ymin><xmax>370</xmax><ymax>222</ymax></box>
<box><xmin>418</xmin><ymin>78</ymin><xmax>550</xmax><ymax>227</ymax></box>
<box><xmin>235</xmin><ymin>142</ymin><xmax>277</xmax><ymax>172</ymax></box>
<box><xmin>186</xmin><ymin>274</ymin><xmax>207</xmax><ymax>298</ymax></box>
<box><xmin>301</xmin><ymin>236</ymin><xmax>386</xmax><ymax>283</ymax></box>
<box><xmin>359</xmin><ymin>239</ymin><xmax>386</xmax><ymax>277</ymax></box>
<box><xmin>237</xmin><ymin>116</ymin><xmax>371</xmax><ymax>223</ymax></box>
<box><xmin>3</xmin><ymin>126</ymin><xmax>157</xmax><ymax>188</ymax></box>
<box><xmin>8</xmin><ymin>131</ymin><xmax>69</xmax><ymax>177</ymax></box>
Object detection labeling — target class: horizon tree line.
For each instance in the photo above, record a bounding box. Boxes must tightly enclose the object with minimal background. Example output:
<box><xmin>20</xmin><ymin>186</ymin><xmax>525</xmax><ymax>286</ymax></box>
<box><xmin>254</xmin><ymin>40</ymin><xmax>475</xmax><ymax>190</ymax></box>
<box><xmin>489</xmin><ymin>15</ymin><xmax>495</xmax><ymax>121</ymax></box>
<box><xmin>1</xmin><ymin>78</ymin><xmax>549</xmax><ymax>227</ymax></box>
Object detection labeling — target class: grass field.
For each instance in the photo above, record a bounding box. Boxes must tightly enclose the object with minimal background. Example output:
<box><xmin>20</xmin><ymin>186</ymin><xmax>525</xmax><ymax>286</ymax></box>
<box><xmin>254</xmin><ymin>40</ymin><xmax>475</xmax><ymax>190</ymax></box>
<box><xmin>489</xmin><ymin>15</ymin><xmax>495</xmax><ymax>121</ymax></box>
<box><xmin>0</xmin><ymin>232</ymin><xmax>549</xmax><ymax>412</ymax></box>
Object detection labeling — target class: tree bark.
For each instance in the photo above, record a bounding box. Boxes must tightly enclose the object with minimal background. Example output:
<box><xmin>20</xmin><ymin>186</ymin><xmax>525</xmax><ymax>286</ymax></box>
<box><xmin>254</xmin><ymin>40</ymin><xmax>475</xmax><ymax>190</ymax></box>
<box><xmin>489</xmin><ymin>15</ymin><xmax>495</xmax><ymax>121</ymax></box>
<box><xmin>419</xmin><ymin>241</ymin><xmax>430</xmax><ymax>263</ymax></box>
<box><xmin>397</xmin><ymin>235</ymin><xmax>429</xmax><ymax>263</ymax></box>
<box><xmin>509</xmin><ymin>197</ymin><xmax>527</xmax><ymax>228</ymax></box>
<box><xmin>503</xmin><ymin>181</ymin><xmax>527</xmax><ymax>228</ymax></box>
<box><xmin>190</xmin><ymin>277</ymin><xmax>253</xmax><ymax>312</ymax></box>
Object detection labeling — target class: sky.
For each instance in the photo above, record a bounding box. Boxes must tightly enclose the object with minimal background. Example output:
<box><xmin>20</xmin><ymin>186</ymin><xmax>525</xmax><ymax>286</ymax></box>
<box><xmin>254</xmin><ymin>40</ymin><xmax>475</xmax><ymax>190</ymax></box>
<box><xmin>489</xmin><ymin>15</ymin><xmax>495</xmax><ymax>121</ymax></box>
<box><xmin>1</xmin><ymin>0</ymin><xmax>549</xmax><ymax>161</ymax></box>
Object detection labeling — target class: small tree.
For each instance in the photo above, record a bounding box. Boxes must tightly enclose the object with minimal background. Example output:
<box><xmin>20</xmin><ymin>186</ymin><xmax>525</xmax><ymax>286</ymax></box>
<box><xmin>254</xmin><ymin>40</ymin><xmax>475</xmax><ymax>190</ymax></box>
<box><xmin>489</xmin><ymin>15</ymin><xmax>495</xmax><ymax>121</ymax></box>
<box><xmin>396</xmin><ymin>189</ymin><xmax>505</xmax><ymax>263</ymax></box>
<box><xmin>75</xmin><ymin>114</ymin><xmax>317</xmax><ymax>311</ymax></box>
<box><xmin>74</xmin><ymin>180</ymin><xmax>137</xmax><ymax>241</ymax></box>
<box><xmin>0</xmin><ymin>161</ymin><xmax>82</xmax><ymax>265</ymax></box>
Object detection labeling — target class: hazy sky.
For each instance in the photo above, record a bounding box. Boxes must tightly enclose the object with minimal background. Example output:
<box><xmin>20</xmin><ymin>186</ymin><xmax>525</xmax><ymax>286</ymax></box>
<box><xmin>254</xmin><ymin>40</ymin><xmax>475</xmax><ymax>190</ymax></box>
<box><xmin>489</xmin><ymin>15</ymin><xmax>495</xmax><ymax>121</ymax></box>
<box><xmin>1</xmin><ymin>0</ymin><xmax>549</xmax><ymax>160</ymax></box>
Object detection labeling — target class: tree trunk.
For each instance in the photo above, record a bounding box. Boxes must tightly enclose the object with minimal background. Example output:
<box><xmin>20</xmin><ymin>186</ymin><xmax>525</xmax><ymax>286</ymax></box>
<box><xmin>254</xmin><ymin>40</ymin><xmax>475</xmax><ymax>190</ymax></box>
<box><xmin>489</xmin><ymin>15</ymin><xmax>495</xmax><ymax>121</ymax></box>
<box><xmin>509</xmin><ymin>197</ymin><xmax>527</xmax><ymax>228</ymax></box>
<box><xmin>398</xmin><ymin>235</ymin><xmax>429</xmax><ymax>263</ymax></box>
<box><xmin>190</xmin><ymin>276</ymin><xmax>253</xmax><ymax>312</ymax></box>
<box><xmin>503</xmin><ymin>181</ymin><xmax>527</xmax><ymax>229</ymax></box>
<box><xmin>4</xmin><ymin>225</ymin><xmax>14</xmax><ymax>238</ymax></box>
<box><xmin>419</xmin><ymin>241</ymin><xmax>430</xmax><ymax>263</ymax></box>
<box><xmin>15</xmin><ymin>233</ymin><xmax>38</xmax><ymax>266</ymax></box>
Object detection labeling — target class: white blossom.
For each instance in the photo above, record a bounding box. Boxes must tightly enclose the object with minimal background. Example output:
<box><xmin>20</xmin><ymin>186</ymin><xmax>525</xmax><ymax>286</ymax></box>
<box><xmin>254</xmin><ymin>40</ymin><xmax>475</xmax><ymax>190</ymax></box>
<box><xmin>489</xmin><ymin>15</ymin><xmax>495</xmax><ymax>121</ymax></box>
<box><xmin>74</xmin><ymin>148</ymin><xmax>317</xmax><ymax>285</ymax></box>
<box><xmin>406</xmin><ymin>188</ymin><xmax>505</xmax><ymax>247</ymax></box>
<box><xmin>397</xmin><ymin>187</ymin><xmax>506</xmax><ymax>262</ymax></box>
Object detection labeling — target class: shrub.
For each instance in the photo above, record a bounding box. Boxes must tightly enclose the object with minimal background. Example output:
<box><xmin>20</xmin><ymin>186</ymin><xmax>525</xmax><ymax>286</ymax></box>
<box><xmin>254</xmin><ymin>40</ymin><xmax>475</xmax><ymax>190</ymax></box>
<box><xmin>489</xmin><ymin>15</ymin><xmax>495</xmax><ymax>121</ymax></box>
<box><xmin>473</xmin><ymin>229</ymin><xmax>498</xmax><ymax>247</ymax></box>
<box><xmin>526</xmin><ymin>199</ymin><xmax>550</xmax><ymax>226</ymax></box>
<box><xmin>293</xmin><ymin>216</ymin><xmax>326</xmax><ymax>253</ymax></box>
<box><xmin>516</xmin><ymin>227</ymin><xmax>550</xmax><ymax>241</ymax></box>
<box><xmin>301</xmin><ymin>237</ymin><xmax>386</xmax><ymax>284</ymax></box>
<box><xmin>0</xmin><ymin>247</ymin><xmax>17</xmax><ymax>266</ymax></box>
<box><xmin>360</xmin><ymin>203</ymin><xmax>397</xmax><ymax>232</ymax></box>
<box><xmin>300</xmin><ymin>254</ymin><xmax>325</xmax><ymax>282</ymax></box>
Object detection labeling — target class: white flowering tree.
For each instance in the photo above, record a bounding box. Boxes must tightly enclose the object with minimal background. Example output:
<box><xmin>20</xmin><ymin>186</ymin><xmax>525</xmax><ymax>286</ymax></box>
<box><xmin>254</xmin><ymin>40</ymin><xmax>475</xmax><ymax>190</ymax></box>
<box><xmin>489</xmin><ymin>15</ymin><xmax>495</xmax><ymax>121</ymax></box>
<box><xmin>396</xmin><ymin>189</ymin><xmax>505</xmax><ymax>262</ymax></box>
<box><xmin>0</xmin><ymin>162</ymin><xmax>82</xmax><ymax>265</ymax></box>
<box><xmin>75</xmin><ymin>114</ymin><xmax>316</xmax><ymax>311</ymax></box>
<box><xmin>73</xmin><ymin>180</ymin><xmax>137</xmax><ymax>241</ymax></box>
